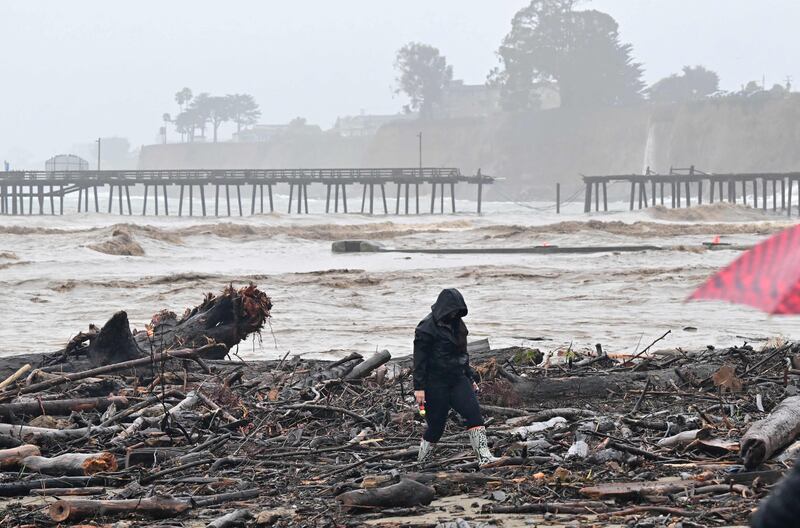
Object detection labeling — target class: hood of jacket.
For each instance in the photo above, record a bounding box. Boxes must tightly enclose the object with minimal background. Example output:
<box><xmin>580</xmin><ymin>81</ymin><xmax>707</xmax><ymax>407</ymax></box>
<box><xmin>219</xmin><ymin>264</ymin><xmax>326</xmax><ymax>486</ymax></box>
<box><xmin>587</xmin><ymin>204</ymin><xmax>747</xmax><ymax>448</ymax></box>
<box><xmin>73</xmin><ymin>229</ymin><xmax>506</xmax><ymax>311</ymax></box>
<box><xmin>431</xmin><ymin>288</ymin><xmax>468</xmax><ymax>322</ymax></box>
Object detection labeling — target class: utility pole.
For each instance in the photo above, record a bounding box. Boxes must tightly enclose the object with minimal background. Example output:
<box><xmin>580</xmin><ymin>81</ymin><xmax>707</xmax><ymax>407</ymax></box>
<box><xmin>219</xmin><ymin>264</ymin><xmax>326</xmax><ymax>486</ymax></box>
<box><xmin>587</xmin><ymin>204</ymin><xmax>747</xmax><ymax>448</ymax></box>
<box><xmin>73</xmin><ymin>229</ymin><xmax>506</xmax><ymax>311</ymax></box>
<box><xmin>417</xmin><ymin>132</ymin><xmax>422</xmax><ymax>178</ymax></box>
<box><xmin>96</xmin><ymin>137</ymin><xmax>101</xmax><ymax>171</ymax></box>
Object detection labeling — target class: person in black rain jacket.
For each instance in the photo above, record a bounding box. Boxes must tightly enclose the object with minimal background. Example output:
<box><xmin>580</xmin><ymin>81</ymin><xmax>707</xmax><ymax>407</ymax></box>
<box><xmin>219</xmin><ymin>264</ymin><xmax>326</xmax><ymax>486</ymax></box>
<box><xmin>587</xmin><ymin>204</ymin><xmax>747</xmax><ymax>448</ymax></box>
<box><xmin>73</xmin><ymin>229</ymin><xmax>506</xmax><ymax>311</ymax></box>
<box><xmin>412</xmin><ymin>288</ymin><xmax>498</xmax><ymax>466</ymax></box>
<box><xmin>751</xmin><ymin>459</ymin><xmax>800</xmax><ymax>527</ymax></box>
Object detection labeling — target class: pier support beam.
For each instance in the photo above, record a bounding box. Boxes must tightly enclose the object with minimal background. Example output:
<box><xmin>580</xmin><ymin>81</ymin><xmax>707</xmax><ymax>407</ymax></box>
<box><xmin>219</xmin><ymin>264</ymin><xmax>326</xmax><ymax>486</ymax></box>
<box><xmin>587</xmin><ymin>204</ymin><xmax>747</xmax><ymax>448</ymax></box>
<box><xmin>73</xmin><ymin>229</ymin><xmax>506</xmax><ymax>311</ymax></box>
<box><xmin>326</xmin><ymin>184</ymin><xmax>333</xmax><ymax>214</ymax></box>
<box><xmin>107</xmin><ymin>185</ymin><xmax>115</xmax><ymax>213</ymax></box>
<box><xmin>369</xmin><ymin>183</ymin><xmax>375</xmax><ymax>215</ymax></box>
<box><xmin>782</xmin><ymin>178</ymin><xmax>786</xmax><ymax>210</ymax></box>
<box><xmin>162</xmin><ymin>185</ymin><xmax>169</xmax><ymax>215</ymax></box>
<box><xmin>595</xmin><ymin>182</ymin><xmax>600</xmax><ymax>211</ymax></box>
<box><xmin>742</xmin><ymin>180</ymin><xmax>748</xmax><ymax>206</ymax></box>
<box><xmin>225</xmin><ymin>185</ymin><xmax>231</xmax><ymax>216</ymax></box>
<box><xmin>753</xmin><ymin>179</ymin><xmax>758</xmax><ymax>208</ymax></box>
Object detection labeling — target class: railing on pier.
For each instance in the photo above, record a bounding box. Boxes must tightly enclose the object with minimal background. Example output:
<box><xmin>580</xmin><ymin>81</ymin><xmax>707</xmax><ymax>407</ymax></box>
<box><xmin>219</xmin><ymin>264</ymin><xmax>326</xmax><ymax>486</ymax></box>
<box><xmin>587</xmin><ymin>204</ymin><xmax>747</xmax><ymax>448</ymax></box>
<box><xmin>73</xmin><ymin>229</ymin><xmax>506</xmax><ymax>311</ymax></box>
<box><xmin>0</xmin><ymin>167</ymin><xmax>492</xmax><ymax>217</ymax></box>
<box><xmin>582</xmin><ymin>166</ymin><xmax>800</xmax><ymax>216</ymax></box>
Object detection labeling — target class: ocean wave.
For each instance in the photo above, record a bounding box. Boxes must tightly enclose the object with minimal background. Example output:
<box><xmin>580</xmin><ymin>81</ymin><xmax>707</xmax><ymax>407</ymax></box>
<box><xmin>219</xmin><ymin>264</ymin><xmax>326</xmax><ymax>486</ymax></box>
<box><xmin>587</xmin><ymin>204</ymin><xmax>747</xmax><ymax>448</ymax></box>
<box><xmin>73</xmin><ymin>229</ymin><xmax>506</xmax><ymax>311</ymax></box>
<box><xmin>87</xmin><ymin>228</ymin><xmax>145</xmax><ymax>256</ymax></box>
<box><xmin>0</xmin><ymin>220</ymin><xmax>473</xmax><ymax>242</ymax></box>
<box><xmin>646</xmin><ymin>203</ymin><xmax>777</xmax><ymax>222</ymax></box>
<box><xmin>475</xmin><ymin>219</ymin><xmax>783</xmax><ymax>239</ymax></box>
<box><xmin>0</xmin><ymin>213</ymin><xmax>787</xmax><ymax>247</ymax></box>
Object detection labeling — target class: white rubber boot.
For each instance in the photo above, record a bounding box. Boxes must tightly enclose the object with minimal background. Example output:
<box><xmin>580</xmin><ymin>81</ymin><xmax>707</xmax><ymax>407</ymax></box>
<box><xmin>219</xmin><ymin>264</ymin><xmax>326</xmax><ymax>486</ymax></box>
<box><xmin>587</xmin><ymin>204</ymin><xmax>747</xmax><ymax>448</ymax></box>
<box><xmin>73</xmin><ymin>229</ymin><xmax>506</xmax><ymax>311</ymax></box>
<box><xmin>418</xmin><ymin>438</ymin><xmax>436</xmax><ymax>463</ymax></box>
<box><xmin>468</xmin><ymin>426</ymin><xmax>499</xmax><ymax>467</ymax></box>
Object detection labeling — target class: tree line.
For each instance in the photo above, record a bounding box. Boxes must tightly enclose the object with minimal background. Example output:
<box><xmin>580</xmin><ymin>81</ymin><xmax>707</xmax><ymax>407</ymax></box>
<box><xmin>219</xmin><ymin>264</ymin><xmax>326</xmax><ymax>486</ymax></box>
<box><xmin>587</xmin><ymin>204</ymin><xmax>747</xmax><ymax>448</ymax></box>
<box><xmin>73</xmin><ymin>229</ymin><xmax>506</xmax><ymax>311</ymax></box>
<box><xmin>395</xmin><ymin>0</ymin><xmax>793</xmax><ymax>117</ymax></box>
<box><xmin>161</xmin><ymin>1</ymin><xmax>793</xmax><ymax>141</ymax></box>
<box><xmin>164</xmin><ymin>89</ymin><xmax>261</xmax><ymax>142</ymax></box>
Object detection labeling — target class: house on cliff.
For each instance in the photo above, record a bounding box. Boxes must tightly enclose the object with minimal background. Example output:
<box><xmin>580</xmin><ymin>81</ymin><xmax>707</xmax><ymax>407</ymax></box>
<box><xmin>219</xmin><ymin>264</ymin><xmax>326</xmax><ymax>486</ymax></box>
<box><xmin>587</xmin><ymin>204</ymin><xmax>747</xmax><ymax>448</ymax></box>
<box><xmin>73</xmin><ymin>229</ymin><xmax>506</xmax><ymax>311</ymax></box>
<box><xmin>333</xmin><ymin>112</ymin><xmax>417</xmax><ymax>137</ymax></box>
<box><xmin>234</xmin><ymin>119</ymin><xmax>322</xmax><ymax>142</ymax></box>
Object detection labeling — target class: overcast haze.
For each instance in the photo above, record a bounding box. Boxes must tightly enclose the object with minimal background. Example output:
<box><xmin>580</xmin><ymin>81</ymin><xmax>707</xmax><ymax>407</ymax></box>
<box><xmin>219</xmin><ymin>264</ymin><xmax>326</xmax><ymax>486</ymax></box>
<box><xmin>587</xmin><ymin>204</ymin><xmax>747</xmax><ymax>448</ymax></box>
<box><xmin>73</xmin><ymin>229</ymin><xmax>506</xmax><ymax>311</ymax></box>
<box><xmin>3</xmin><ymin>0</ymin><xmax>799</xmax><ymax>167</ymax></box>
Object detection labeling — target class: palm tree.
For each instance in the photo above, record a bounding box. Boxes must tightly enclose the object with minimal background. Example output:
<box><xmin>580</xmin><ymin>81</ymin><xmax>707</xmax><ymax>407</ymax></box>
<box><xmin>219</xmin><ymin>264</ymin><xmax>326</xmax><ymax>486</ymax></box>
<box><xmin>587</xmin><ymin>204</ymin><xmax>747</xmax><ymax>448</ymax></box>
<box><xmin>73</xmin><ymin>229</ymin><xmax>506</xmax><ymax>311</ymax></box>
<box><xmin>174</xmin><ymin>87</ymin><xmax>193</xmax><ymax>112</ymax></box>
<box><xmin>174</xmin><ymin>88</ymin><xmax>193</xmax><ymax>141</ymax></box>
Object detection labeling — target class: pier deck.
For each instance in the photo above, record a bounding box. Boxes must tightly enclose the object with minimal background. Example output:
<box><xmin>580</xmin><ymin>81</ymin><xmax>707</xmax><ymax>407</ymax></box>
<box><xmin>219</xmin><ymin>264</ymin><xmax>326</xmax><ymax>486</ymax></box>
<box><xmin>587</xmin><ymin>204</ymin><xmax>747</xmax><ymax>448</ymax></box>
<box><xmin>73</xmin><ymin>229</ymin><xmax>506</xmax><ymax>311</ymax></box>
<box><xmin>582</xmin><ymin>167</ymin><xmax>800</xmax><ymax>216</ymax></box>
<box><xmin>0</xmin><ymin>167</ymin><xmax>492</xmax><ymax>216</ymax></box>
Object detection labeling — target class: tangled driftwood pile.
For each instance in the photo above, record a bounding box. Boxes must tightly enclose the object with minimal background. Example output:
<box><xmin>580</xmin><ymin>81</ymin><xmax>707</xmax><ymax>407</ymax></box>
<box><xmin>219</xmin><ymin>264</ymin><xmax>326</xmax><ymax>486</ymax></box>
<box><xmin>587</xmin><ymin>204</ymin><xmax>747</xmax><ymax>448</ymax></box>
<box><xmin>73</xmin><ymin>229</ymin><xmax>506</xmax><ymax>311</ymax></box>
<box><xmin>0</xmin><ymin>289</ymin><xmax>798</xmax><ymax>526</ymax></box>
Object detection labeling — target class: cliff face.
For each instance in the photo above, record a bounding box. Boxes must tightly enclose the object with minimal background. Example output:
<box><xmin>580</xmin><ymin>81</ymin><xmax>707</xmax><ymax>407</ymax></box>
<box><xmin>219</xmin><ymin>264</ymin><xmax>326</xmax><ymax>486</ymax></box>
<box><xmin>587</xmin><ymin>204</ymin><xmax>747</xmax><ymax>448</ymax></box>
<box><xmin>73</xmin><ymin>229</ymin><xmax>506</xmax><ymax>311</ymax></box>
<box><xmin>138</xmin><ymin>133</ymin><xmax>372</xmax><ymax>170</ymax></box>
<box><xmin>139</xmin><ymin>96</ymin><xmax>800</xmax><ymax>197</ymax></box>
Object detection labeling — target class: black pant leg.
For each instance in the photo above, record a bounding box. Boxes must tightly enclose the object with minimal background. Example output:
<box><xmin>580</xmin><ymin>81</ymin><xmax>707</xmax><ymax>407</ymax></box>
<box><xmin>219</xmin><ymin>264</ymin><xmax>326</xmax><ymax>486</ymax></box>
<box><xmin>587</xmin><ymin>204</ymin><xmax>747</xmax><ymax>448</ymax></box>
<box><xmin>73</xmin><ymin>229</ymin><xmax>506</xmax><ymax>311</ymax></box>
<box><xmin>422</xmin><ymin>384</ymin><xmax>450</xmax><ymax>443</ymax></box>
<box><xmin>448</xmin><ymin>375</ymin><xmax>484</xmax><ymax>429</ymax></box>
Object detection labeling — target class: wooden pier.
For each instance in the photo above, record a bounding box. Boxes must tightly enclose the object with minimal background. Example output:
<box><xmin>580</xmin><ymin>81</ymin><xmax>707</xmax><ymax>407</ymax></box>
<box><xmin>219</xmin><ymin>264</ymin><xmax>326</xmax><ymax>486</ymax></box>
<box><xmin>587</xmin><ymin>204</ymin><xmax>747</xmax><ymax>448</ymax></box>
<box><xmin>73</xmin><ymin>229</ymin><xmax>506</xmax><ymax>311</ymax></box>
<box><xmin>582</xmin><ymin>166</ymin><xmax>800</xmax><ymax>216</ymax></box>
<box><xmin>0</xmin><ymin>168</ymin><xmax>492</xmax><ymax>217</ymax></box>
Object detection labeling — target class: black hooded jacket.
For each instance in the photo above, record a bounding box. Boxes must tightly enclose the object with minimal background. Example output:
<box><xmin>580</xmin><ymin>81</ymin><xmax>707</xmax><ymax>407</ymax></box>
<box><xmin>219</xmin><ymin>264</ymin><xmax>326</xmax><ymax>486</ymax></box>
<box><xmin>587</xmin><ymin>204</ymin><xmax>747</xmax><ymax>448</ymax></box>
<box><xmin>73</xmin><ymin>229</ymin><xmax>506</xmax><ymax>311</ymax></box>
<box><xmin>412</xmin><ymin>288</ymin><xmax>478</xmax><ymax>390</ymax></box>
<box><xmin>751</xmin><ymin>458</ymin><xmax>800</xmax><ymax>527</ymax></box>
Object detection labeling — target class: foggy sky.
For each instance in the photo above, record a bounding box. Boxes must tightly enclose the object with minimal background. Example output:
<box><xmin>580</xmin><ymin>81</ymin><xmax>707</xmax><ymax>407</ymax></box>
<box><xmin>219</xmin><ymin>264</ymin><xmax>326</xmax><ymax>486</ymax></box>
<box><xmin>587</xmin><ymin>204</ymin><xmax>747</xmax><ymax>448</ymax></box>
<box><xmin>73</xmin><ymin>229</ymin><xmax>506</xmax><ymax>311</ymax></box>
<box><xmin>3</xmin><ymin>0</ymin><xmax>799</xmax><ymax>167</ymax></box>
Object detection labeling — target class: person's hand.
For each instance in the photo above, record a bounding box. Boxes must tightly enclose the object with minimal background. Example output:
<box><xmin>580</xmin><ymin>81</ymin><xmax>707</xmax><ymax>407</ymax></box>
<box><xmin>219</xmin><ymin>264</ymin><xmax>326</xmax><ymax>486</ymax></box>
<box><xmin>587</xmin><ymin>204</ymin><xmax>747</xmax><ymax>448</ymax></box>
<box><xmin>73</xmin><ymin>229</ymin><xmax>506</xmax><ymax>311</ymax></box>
<box><xmin>414</xmin><ymin>390</ymin><xmax>425</xmax><ymax>406</ymax></box>
<box><xmin>472</xmin><ymin>381</ymin><xmax>480</xmax><ymax>393</ymax></box>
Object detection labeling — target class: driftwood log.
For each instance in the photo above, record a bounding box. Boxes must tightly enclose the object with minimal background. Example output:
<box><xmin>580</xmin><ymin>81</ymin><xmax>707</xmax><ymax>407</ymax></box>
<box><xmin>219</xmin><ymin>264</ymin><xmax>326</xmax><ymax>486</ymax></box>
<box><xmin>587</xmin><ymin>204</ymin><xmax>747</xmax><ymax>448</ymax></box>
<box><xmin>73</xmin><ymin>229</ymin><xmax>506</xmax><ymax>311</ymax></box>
<box><xmin>49</xmin><ymin>496</ymin><xmax>192</xmax><ymax>522</ymax></box>
<box><xmin>344</xmin><ymin>350</ymin><xmax>391</xmax><ymax>379</ymax></box>
<box><xmin>134</xmin><ymin>284</ymin><xmax>272</xmax><ymax>360</ymax></box>
<box><xmin>503</xmin><ymin>361</ymin><xmax>723</xmax><ymax>402</ymax></box>
<box><xmin>657</xmin><ymin>428</ymin><xmax>711</xmax><ymax>449</ymax></box>
<box><xmin>207</xmin><ymin>508</ymin><xmax>254</xmax><ymax>528</ymax></box>
<box><xmin>0</xmin><ymin>444</ymin><xmax>40</xmax><ymax>469</ymax></box>
<box><xmin>336</xmin><ymin>478</ymin><xmax>435</xmax><ymax>512</ymax></box>
<box><xmin>31</xmin><ymin>487</ymin><xmax>107</xmax><ymax>496</ymax></box>
<box><xmin>581</xmin><ymin>480</ymin><xmax>698</xmax><ymax>500</ymax></box>
<box><xmin>293</xmin><ymin>352</ymin><xmax>363</xmax><ymax>389</ymax></box>
<box><xmin>0</xmin><ymin>476</ymin><xmax>121</xmax><ymax>497</ymax></box>
<box><xmin>53</xmin><ymin>285</ymin><xmax>272</xmax><ymax>368</ymax></box>
<box><xmin>0</xmin><ymin>395</ymin><xmax>128</xmax><ymax>419</ymax></box>
<box><xmin>0</xmin><ymin>363</ymin><xmax>31</xmax><ymax>390</ymax></box>
<box><xmin>21</xmin><ymin>452</ymin><xmax>118</xmax><ymax>476</ymax></box>
<box><xmin>741</xmin><ymin>395</ymin><xmax>800</xmax><ymax>469</ymax></box>
<box><xmin>0</xmin><ymin>423</ymin><xmax>121</xmax><ymax>442</ymax></box>
<box><xmin>0</xmin><ymin>344</ymin><xmax>224</xmax><ymax>402</ymax></box>
<box><xmin>87</xmin><ymin>311</ymin><xmax>143</xmax><ymax>366</ymax></box>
